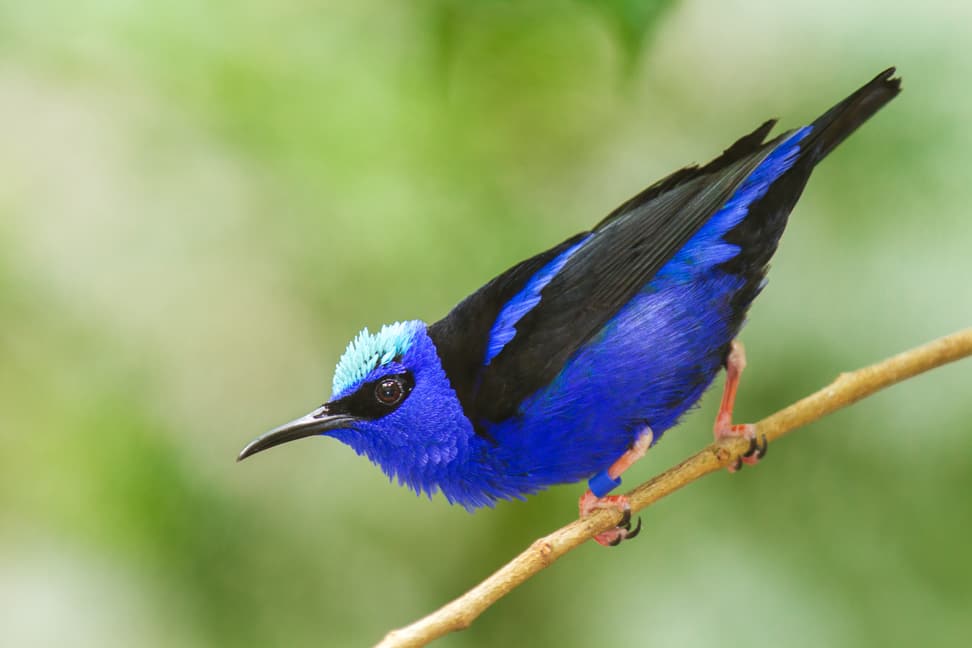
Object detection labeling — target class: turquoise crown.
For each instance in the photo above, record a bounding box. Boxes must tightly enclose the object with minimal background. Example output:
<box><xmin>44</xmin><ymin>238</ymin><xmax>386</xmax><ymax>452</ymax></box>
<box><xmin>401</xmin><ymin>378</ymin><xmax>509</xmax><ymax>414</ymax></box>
<box><xmin>332</xmin><ymin>321</ymin><xmax>417</xmax><ymax>397</ymax></box>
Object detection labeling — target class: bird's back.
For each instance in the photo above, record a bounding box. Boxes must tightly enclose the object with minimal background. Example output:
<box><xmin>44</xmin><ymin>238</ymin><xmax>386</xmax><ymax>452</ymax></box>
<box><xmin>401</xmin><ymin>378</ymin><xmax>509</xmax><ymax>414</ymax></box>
<box><xmin>429</xmin><ymin>69</ymin><xmax>900</xmax><ymax>493</ymax></box>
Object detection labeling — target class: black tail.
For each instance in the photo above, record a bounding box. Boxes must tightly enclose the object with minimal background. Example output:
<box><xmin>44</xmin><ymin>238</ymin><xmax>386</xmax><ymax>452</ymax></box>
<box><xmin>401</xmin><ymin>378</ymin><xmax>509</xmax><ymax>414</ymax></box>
<box><xmin>720</xmin><ymin>67</ymin><xmax>901</xmax><ymax>342</ymax></box>
<box><xmin>802</xmin><ymin>67</ymin><xmax>901</xmax><ymax>163</ymax></box>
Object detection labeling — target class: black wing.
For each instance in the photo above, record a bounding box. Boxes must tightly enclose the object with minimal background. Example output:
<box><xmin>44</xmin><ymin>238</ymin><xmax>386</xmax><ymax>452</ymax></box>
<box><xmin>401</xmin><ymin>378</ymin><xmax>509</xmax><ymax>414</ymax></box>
<box><xmin>430</xmin><ymin>68</ymin><xmax>900</xmax><ymax>428</ymax></box>
<box><xmin>428</xmin><ymin>120</ymin><xmax>792</xmax><ymax>426</ymax></box>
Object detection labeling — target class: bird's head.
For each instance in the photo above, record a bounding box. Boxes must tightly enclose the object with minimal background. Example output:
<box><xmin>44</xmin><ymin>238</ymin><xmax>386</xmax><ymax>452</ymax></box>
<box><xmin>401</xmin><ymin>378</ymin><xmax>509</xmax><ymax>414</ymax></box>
<box><xmin>238</xmin><ymin>320</ymin><xmax>476</xmax><ymax>496</ymax></box>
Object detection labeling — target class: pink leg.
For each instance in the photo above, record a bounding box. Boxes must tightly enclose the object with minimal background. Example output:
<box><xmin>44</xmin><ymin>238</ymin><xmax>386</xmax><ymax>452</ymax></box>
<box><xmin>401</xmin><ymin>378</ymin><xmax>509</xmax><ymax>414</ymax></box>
<box><xmin>578</xmin><ymin>427</ymin><xmax>653</xmax><ymax>547</ymax></box>
<box><xmin>713</xmin><ymin>340</ymin><xmax>767</xmax><ymax>473</ymax></box>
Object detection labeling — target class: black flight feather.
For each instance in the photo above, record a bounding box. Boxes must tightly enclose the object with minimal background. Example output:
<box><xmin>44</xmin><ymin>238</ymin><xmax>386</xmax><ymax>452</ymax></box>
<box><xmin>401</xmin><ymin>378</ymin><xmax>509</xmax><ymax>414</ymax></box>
<box><xmin>429</xmin><ymin>68</ymin><xmax>901</xmax><ymax>430</ymax></box>
<box><xmin>720</xmin><ymin>67</ymin><xmax>901</xmax><ymax>332</ymax></box>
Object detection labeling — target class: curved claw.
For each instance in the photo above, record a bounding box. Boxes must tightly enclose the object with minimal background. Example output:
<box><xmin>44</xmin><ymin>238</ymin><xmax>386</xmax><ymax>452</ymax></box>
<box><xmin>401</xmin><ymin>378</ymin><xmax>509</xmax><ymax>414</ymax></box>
<box><xmin>742</xmin><ymin>435</ymin><xmax>759</xmax><ymax>458</ymax></box>
<box><xmin>741</xmin><ymin>433</ymin><xmax>769</xmax><ymax>459</ymax></box>
<box><xmin>618</xmin><ymin>508</ymin><xmax>632</xmax><ymax>530</ymax></box>
<box><xmin>604</xmin><ymin>514</ymin><xmax>642</xmax><ymax>546</ymax></box>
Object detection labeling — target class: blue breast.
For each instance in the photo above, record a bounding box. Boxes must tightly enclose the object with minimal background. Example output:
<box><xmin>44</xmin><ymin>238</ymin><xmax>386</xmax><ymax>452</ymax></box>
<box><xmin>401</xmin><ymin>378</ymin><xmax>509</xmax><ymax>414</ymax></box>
<box><xmin>482</xmin><ymin>270</ymin><xmax>744</xmax><ymax>492</ymax></box>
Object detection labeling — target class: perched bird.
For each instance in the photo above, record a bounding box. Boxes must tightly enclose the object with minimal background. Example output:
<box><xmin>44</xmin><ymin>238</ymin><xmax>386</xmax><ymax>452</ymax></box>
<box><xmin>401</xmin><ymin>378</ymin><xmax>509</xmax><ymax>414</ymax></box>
<box><xmin>239</xmin><ymin>69</ymin><xmax>900</xmax><ymax>545</ymax></box>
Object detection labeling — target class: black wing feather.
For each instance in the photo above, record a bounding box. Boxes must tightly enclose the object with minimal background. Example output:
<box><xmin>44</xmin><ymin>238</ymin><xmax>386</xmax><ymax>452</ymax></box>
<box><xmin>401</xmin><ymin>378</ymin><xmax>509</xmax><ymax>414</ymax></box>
<box><xmin>430</xmin><ymin>67</ymin><xmax>900</xmax><ymax>428</ymax></box>
<box><xmin>428</xmin><ymin>233</ymin><xmax>590</xmax><ymax>419</ymax></box>
<box><xmin>429</xmin><ymin>122</ymin><xmax>790</xmax><ymax>425</ymax></box>
<box><xmin>472</xmin><ymin>143</ymin><xmax>786</xmax><ymax>423</ymax></box>
<box><xmin>720</xmin><ymin>67</ymin><xmax>901</xmax><ymax>327</ymax></box>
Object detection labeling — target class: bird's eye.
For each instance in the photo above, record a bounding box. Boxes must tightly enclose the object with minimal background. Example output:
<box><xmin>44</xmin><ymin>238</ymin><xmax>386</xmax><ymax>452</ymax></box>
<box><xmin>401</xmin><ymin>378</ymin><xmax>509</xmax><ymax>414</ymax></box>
<box><xmin>375</xmin><ymin>377</ymin><xmax>404</xmax><ymax>406</ymax></box>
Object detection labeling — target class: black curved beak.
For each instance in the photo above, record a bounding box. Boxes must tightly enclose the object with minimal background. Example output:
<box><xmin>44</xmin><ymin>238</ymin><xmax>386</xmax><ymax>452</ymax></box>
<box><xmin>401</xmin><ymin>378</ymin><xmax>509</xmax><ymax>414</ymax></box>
<box><xmin>237</xmin><ymin>406</ymin><xmax>356</xmax><ymax>462</ymax></box>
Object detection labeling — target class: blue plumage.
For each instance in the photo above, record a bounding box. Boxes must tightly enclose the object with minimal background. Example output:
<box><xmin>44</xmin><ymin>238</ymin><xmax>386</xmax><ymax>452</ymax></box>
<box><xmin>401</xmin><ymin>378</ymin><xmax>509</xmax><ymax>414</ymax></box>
<box><xmin>239</xmin><ymin>69</ymin><xmax>901</xmax><ymax>517</ymax></box>
<box><xmin>485</xmin><ymin>235</ymin><xmax>592</xmax><ymax>365</ymax></box>
<box><xmin>665</xmin><ymin>126</ymin><xmax>812</xmax><ymax>277</ymax></box>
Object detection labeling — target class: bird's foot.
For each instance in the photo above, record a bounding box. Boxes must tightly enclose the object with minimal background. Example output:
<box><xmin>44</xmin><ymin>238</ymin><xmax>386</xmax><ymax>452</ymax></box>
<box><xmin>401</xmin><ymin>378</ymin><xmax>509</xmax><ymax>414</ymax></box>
<box><xmin>713</xmin><ymin>340</ymin><xmax>767</xmax><ymax>472</ymax></box>
<box><xmin>578</xmin><ymin>490</ymin><xmax>642</xmax><ymax>547</ymax></box>
<box><xmin>715</xmin><ymin>423</ymin><xmax>768</xmax><ymax>473</ymax></box>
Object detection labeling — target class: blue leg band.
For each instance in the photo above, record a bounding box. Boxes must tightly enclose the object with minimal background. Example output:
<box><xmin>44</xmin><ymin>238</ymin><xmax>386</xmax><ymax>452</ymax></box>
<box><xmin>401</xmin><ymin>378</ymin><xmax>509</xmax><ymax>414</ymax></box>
<box><xmin>588</xmin><ymin>470</ymin><xmax>622</xmax><ymax>498</ymax></box>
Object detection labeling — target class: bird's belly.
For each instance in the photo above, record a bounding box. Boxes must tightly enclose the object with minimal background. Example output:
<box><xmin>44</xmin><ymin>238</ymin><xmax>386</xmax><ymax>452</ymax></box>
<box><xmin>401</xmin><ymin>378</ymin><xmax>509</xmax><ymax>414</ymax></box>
<box><xmin>488</xmin><ymin>269</ymin><xmax>746</xmax><ymax>488</ymax></box>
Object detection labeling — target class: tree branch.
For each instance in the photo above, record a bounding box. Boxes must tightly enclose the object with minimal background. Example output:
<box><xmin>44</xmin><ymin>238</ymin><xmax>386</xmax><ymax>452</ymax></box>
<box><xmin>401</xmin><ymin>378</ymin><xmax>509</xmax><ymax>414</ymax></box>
<box><xmin>377</xmin><ymin>328</ymin><xmax>972</xmax><ymax>648</ymax></box>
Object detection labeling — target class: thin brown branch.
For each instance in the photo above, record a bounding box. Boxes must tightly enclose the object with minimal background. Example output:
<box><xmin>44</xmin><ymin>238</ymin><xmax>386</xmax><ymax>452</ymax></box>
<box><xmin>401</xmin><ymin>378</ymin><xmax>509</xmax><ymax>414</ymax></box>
<box><xmin>377</xmin><ymin>328</ymin><xmax>972</xmax><ymax>648</ymax></box>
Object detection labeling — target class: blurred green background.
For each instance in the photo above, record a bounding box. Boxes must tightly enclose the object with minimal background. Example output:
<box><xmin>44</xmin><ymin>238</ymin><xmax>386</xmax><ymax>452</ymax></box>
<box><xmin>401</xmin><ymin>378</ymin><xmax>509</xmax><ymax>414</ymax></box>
<box><xmin>2</xmin><ymin>1</ymin><xmax>970</xmax><ymax>646</ymax></box>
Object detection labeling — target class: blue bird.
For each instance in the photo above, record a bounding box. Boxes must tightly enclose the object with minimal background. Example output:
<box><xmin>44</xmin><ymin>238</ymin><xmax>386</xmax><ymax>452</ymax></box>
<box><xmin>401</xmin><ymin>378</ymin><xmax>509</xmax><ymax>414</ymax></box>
<box><xmin>239</xmin><ymin>69</ymin><xmax>900</xmax><ymax>545</ymax></box>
